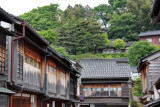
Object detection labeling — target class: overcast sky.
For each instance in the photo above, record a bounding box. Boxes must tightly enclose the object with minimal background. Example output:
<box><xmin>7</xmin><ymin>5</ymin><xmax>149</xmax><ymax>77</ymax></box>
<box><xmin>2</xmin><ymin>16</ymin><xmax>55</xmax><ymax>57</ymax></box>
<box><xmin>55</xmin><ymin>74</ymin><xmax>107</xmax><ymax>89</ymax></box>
<box><xmin>1</xmin><ymin>0</ymin><xmax>108</xmax><ymax>16</ymax></box>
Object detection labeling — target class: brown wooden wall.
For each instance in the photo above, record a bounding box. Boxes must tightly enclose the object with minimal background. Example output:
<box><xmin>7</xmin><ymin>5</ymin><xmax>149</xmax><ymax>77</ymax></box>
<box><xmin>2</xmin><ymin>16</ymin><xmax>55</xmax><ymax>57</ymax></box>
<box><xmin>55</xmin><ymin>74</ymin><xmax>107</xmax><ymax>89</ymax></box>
<box><xmin>46</xmin><ymin>57</ymin><xmax>70</xmax><ymax>98</ymax></box>
<box><xmin>15</xmin><ymin>40</ymin><xmax>42</xmax><ymax>89</ymax></box>
<box><xmin>141</xmin><ymin>65</ymin><xmax>147</xmax><ymax>93</ymax></box>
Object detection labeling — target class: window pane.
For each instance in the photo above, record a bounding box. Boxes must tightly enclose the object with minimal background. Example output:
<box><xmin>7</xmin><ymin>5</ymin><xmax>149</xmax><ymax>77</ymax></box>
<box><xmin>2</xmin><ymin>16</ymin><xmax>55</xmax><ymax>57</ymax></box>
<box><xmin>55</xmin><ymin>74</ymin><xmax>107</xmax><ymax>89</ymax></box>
<box><xmin>104</xmin><ymin>88</ymin><xmax>109</xmax><ymax>91</ymax></box>
<box><xmin>34</xmin><ymin>59</ymin><xmax>37</xmax><ymax>67</ymax></box>
<box><xmin>146</xmin><ymin>38</ymin><xmax>152</xmax><ymax>42</ymax></box>
<box><xmin>53</xmin><ymin>67</ymin><xmax>56</xmax><ymax>74</ymax></box>
<box><xmin>83</xmin><ymin>88</ymin><xmax>87</xmax><ymax>91</ymax></box>
<box><xmin>37</xmin><ymin>62</ymin><xmax>40</xmax><ymax>69</ymax></box>
<box><xmin>118</xmin><ymin>87</ymin><xmax>122</xmax><ymax>91</ymax></box>
<box><xmin>91</xmin><ymin>88</ymin><xmax>95</xmax><ymax>91</ymax></box>
<box><xmin>96</xmin><ymin>88</ymin><xmax>101</xmax><ymax>91</ymax></box>
<box><xmin>30</xmin><ymin>57</ymin><xmax>33</xmax><ymax>65</ymax></box>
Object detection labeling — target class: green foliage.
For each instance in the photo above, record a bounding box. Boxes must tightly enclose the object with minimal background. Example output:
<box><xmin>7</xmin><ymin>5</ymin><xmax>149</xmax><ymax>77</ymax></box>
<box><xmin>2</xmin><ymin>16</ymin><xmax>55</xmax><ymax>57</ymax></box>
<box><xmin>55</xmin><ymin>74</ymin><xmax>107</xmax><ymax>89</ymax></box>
<box><xmin>71</xmin><ymin>53</ymin><xmax>103</xmax><ymax>62</ymax></box>
<box><xmin>71</xmin><ymin>53</ymin><xmax>127</xmax><ymax>62</ymax></box>
<box><xmin>109</xmin><ymin>0</ymin><xmax>126</xmax><ymax>12</ymax></box>
<box><xmin>38</xmin><ymin>29</ymin><xmax>58</xmax><ymax>45</ymax></box>
<box><xmin>50</xmin><ymin>45</ymin><xmax>71</xmax><ymax>59</ymax></box>
<box><xmin>131</xmin><ymin>100</ymin><xmax>138</xmax><ymax>107</ymax></box>
<box><xmin>126</xmin><ymin>0</ymin><xmax>160</xmax><ymax>33</ymax></box>
<box><xmin>58</xmin><ymin>19</ymin><xmax>110</xmax><ymax>55</ymax></box>
<box><xmin>19</xmin><ymin>4</ymin><xmax>62</xmax><ymax>31</ymax></box>
<box><xmin>102</xmin><ymin>53</ymin><xmax>128</xmax><ymax>58</ymax></box>
<box><xmin>128</xmin><ymin>41</ymin><xmax>158</xmax><ymax>66</ymax></box>
<box><xmin>113</xmin><ymin>39</ymin><xmax>125</xmax><ymax>51</ymax></box>
<box><xmin>108</xmin><ymin>13</ymin><xmax>139</xmax><ymax>42</ymax></box>
<box><xmin>131</xmin><ymin>76</ymin><xmax>142</xmax><ymax>97</ymax></box>
<box><xmin>93</xmin><ymin>4</ymin><xmax>113</xmax><ymax>27</ymax></box>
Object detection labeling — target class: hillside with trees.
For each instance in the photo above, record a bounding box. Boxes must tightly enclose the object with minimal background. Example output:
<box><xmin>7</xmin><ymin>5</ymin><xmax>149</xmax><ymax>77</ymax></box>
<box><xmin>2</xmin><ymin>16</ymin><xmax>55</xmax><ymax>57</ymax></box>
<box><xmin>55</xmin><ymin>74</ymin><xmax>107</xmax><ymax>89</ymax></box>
<box><xmin>19</xmin><ymin>0</ymin><xmax>160</xmax><ymax>62</ymax></box>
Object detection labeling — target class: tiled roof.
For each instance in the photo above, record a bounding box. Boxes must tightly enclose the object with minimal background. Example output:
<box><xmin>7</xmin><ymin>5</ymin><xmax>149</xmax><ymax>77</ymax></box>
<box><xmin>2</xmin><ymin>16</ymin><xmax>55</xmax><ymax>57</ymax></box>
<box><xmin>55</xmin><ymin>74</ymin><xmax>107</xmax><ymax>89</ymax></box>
<box><xmin>138</xmin><ymin>30</ymin><xmax>160</xmax><ymax>37</ymax></box>
<box><xmin>80</xmin><ymin>58</ymin><xmax>130</xmax><ymax>79</ymax></box>
<box><xmin>130</xmin><ymin>66</ymin><xmax>138</xmax><ymax>73</ymax></box>
<box><xmin>0</xmin><ymin>87</ymin><xmax>15</xmax><ymax>94</ymax></box>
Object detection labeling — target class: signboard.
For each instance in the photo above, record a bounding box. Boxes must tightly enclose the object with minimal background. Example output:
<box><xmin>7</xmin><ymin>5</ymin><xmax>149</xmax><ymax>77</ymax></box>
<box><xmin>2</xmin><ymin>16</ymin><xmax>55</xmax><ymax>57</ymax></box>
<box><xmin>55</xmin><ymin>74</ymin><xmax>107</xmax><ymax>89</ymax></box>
<box><xmin>80</xmin><ymin>96</ymin><xmax>84</xmax><ymax>100</ymax></box>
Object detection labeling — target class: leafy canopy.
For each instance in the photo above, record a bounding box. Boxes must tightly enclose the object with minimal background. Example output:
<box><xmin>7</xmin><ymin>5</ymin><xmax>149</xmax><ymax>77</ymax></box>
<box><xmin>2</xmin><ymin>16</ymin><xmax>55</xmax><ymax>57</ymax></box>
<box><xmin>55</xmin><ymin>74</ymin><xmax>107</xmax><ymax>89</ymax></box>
<box><xmin>128</xmin><ymin>41</ymin><xmax>158</xmax><ymax>66</ymax></box>
<box><xmin>19</xmin><ymin>4</ymin><xmax>62</xmax><ymax>31</ymax></box>
<box><xmin>38</xmin><ymin>29</ymin><xmax>58</xmax><ymax>45</ymax></box>
<box><xmin>131</xmin><ymin>76</ymin><xmax>142</xmax><ymax>97</ymax></box>
<box><xmin>113</xmin><ymin>39</ymin><xmax>125</xmax><ymax>51</ymax></box>
<box><xmin>108</xmin><ymin>13</ymin><xmax>139</xmax><ymax>42</ymax></box>
<box><xmin>93</xmin><ymin>4</ymin><xmax>113</xmax><ymax>27</ymax></box>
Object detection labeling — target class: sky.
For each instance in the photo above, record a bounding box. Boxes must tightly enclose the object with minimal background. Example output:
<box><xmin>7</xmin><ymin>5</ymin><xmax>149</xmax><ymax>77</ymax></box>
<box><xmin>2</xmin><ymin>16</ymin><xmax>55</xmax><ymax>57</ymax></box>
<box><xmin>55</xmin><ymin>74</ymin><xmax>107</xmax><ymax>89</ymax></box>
<box><xmin>1</xmin><ymin>0</ymin><xmax>108</xmax><ymax>16</ymax></box>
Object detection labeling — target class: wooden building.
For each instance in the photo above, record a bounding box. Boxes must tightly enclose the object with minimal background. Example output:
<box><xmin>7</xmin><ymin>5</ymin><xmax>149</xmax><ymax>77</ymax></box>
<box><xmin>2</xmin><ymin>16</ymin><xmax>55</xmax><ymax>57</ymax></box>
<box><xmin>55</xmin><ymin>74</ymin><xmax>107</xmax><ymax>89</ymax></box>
<box><xmin>137</xmin><ymin>50</ymin><xmax>160</xmax><ymax>106</ymax></box>
<box><xmin>0</xmin><ymin>7</ymin><xmax>81</xmax><ymax>107</ymax></box>
<box><xmin>0</xmin><ymin>7</ymin><xmax>17</xmax><ymax>107</ymax></box>
<box><xmin>80</xmin><ymin>58</ymin><xmax>131</xmax><ymax>107</ymax></box>
<box><xmin>150</xmin><ymin>0</ymin><xmax>160</xmax><ymax>24</ymax></box>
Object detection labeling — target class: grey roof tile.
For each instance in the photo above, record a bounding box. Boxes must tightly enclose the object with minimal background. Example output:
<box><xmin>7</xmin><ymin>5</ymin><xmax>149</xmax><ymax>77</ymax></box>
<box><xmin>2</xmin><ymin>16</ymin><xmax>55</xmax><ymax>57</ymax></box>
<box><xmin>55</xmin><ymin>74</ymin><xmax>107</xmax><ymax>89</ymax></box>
<box><xmin>80</xmin><ymin>58</ymin><xmax>130</xmax><ymax>79</ymax></box>
<box><xmin>139</xmin><ymin>30</ymin><xmax>160</xmax><ymax>37</ymax></box>
<box><xmin>0</xmin><ymin>87</ymin><xmax>15</xmax><ymax>94</ymax></box>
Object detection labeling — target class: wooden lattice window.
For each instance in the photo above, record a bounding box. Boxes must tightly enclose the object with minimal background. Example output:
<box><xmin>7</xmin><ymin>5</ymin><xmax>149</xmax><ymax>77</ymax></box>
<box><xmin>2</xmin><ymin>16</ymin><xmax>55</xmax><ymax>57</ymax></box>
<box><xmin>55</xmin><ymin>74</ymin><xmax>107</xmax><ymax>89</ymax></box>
<box><xmin>0</xmin><ymin>33</ymin><xmax>6</xmax><ymax>74</ymax></box>
<box><xmin>17</xmin><ymin>40</ymin><xmax>24</xmax><ymax>80</ymax></box>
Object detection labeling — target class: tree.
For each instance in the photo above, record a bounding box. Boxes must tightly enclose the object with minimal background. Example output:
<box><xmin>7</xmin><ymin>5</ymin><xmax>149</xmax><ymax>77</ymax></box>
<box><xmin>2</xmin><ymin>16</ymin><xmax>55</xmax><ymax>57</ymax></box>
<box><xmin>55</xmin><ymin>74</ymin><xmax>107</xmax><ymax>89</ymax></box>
<box><xmin>113</xmin><ymin>39</ymin><xmax>125</xmax><ymax>51</ymax></box>
<box><xmin>108</xmin><ymin>13</ymin><xmax>139</xmax><ymax>42</ymax></box>
<box><xmin>131</xmin><ymin>76</ymin><xmax>142</xmax><ymax>97</ymax></box>
<box><xmin>128</xmin><ymin>41</ymin><xmax>158</xmax><ymax>66</ymax></box>
<box><xmin>126</xmin><ymin>0</ymin><xmax>159</xmax><ymax>33</ymax></box>
<box><xmin>58</xmin><ymin>19</ymin><xmax>110</xmax><ymax>55</ymax></box>
<box><xmin>38</xmin><ymin>29</ymin><xmax>59</xmax><ymax>45</ymax></box>
<box><xmin>19</xmin><ymin>4</ymin><xmax>62</xmax><ymax>31</ymax></box>
<box><xmin>108</xmin><ymin>0</ymin><xmax>126</xmax><ymax>13</ymax></box>
<box><xmin>93</xmin><ymin>4</ymin><xmax>113</xmax><ymax>27</ymax></box>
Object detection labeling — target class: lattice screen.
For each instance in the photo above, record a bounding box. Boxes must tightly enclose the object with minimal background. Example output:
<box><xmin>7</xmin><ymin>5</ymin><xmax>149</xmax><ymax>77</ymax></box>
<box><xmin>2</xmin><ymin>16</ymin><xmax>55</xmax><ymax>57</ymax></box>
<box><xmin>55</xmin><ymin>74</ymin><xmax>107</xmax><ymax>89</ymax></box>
<box><xmin>0</xmin><ymin>32</ymin><xmax>6</xmax><ymax>73</ymax></box>
<box><xmin>17</xmin><ymin>40</ymin><xmax>24</xmax><ymax>80</ymax></box>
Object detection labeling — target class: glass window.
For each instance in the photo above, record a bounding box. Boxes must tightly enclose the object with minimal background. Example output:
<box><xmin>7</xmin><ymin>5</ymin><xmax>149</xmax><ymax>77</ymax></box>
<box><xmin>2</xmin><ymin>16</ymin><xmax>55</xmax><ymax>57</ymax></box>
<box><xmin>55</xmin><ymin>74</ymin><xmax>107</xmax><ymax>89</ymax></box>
<box><xmin>30</xmin><ymin>57</ymin><xmax>33</xmax><ymax>66</ymax></box>
<box><xmin>110</xmin><ymin>87</ymin><xmax>117</xmax><ymax>96</ymax></box>
<box><xmin>53</xmin><ymin>67</ymin><xmax>56</xmax><ymax>74</ymax></box>
<box><xmin>146</xmin><ymin>38</ymin><xmax>152</xmax><ymax>42</ymax></box>
<box><xmin>37</xmin><ymin>62</ymin><xmax>40</xmax><ymax>69</ymax></box>
<box><xmin>118</xmin><ymin>87</ymin><xmax>122</xmax><ymax>91</ymax></box>
<box><xmin>34</xmin><ymin>59</ymin><xmax>37</xmax><ymax>67</ymax></box>
<box><xmin>117</xmin><ymin>87</ymin><xmax>122</xmax><ymax>97</ymax></box>
<box><xmin>104</xmin><ymin>87</ymin><xmax>109</xmax><ymax>91</ymax></box>
<box><xmin>25</xmin><ymin>55</ymin><xmax>29</xmax><ymax>63</ymax></box>
<box><xmin>83</xmin><ymin>88</ymin><xmax>87</xmax><ymax>91</ymax></box>
<box><xmin>96</xmin><ymin>88</ymin><xmax>101</xmax><ymax>91</ymax></box>
<box><xmin>91</xmin><ymin>88</ymin><xmax>95</xmax><ymax>91</ymax></box>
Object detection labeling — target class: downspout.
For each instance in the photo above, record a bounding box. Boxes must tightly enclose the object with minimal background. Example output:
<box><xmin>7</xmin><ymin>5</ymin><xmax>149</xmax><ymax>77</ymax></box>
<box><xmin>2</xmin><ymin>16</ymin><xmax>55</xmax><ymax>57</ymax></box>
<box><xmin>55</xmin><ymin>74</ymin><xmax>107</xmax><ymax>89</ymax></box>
<box><xmin>11</xmin><ymin>22</ymin><xmax>26</xmax><ymax>83</ymax></box>
<box><xmin>44</xmin><ymin>54</ymin><xmax>51</xmax><ymax>92</ymax></box>
<box><xmin>69</xmin><ymin>65</ymin><xmax>73</xmax><ymax>106</ymax></box>
<box><xmin>41</xmin><ymin>49</ymin><xmax>51</xmax><ymax>107</ymax></box>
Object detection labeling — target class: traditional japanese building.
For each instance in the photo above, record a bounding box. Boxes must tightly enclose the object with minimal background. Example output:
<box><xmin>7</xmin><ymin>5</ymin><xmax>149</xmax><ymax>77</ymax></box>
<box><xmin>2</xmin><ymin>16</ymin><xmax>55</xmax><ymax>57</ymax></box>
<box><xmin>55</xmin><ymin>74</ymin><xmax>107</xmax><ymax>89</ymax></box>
<box><xmin>150</xmin><ymin>0</ymin><xmax>160</xmax><ymax>24</ymax></box>
<box><xmin>0</xmin><ymin>7</ymin><xmax>81</xmax><ymax>107</ymax></box>
<box><xmin>0</xmin><ymin>7</ymin><xmax>18</xmax><ymax>107</ymax></box>
<box><xmin>80</xmin><ymin>58</ymin><xmax>131</xmax><ymax>107</ymax></box>
<box><xmin>137</xmin><ymin>50</ymin><xmax>160</xmax><ymax>106</ymax></box>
